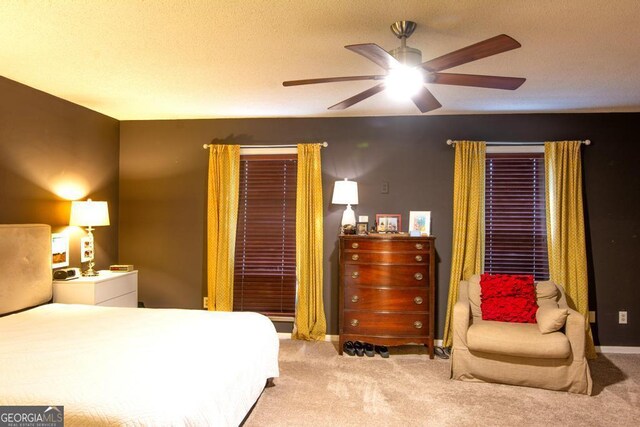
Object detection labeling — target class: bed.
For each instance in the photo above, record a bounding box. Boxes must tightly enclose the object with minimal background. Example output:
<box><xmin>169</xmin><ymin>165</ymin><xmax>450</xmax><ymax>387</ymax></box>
<box><xmin>0</xmin><ymin>224</ymin><xmax>279</xmax><ymax>426</ymax></box>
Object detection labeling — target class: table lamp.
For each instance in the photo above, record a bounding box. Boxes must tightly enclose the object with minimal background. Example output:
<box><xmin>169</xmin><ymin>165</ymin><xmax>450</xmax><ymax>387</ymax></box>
<box><xmin>332</xmin><ymin>178</ymin><xmax>358</xmax><ymax>228</ymax></box>
<box><xmin>70</xmin><ymin>199</ymin><xmax>110</xmax><ymax>276</ymax></box>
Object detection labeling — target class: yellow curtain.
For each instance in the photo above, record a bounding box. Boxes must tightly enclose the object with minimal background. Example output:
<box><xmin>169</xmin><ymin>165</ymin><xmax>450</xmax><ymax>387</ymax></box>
<box><xmin>545</xmin><ymin>141</ymin><xmax>595</xmax><ymax>358</ymax></box>
<box><xmin>443</xmin><ymin>141</ymin><xmax>486</xmax><ymax>347</ymax></box>
<box><xmin>292</xmin><ymin>143</ymin><xmax>326</xmax><ymax>340</ymax></box>
<box><xmin>206</xmin><ymin>144</ymin><xmax>240</xmax><ymax>311</ymax></box>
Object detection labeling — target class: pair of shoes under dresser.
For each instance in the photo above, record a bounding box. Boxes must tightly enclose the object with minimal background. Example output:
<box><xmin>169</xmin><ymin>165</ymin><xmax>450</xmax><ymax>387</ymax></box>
<box><xmin>338</xmin><ymin>234</ymin><xmax>435</xmax><ymax>359</ymax></box>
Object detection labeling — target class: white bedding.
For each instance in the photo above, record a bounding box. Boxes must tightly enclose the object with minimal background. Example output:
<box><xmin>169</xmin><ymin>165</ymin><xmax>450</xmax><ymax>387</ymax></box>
<box><xmin>0</xmin><ymin>304</ymin><xmax>279</xmax><ymax>426</ymax></box>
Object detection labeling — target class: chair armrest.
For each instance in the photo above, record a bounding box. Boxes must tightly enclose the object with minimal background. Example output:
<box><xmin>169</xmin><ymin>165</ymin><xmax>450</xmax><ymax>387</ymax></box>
<box><xmin>555</xmin><ymin>283</ymin><xmax>587</xmax><ymax>360</ymax></box>
<box><xmin>564</xmin><ymin>308</ymin><xmax>586</xmax><ymax>360</ymax></box>
<box><xmin>453</xmin><ymin>280</ymin><xmax>471</xmax><ymax>349</ymax></box>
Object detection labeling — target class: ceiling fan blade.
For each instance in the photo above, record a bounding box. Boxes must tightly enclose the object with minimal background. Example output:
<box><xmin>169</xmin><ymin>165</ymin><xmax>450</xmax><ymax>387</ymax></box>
<box><xmin>345</xmin><ymin>43</ymin><xmax>401</xmax><ymax>70</ymax></box>
<box><xmin>328</xmin><ymin>83</ymin><xmax>386</xmax><ymax>110</ymax></box>
<box><xmin>421</xmin><ymin>34</ymin><xmax>522</xmax><ymax>72</ymax></box>
<box><xmin>411</xmin><ymin>86</ymin><xmax>442</xmax><ymax>113</ymax></box>
<box><xmin>283</xmin><ymin>75</ymin><xmax>384</xmax><ymax>87</ymax></box>
<box><xmin>430</xmin><ymin>73</ymin><xmax>526</xmax><ymax>90</ymax></box>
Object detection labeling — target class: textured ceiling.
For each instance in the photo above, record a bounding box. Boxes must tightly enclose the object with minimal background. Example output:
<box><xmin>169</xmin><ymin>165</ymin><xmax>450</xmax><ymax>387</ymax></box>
<box><xmin>1</xmin><ymin>0</ymin><xmax>639</xmax><ymax>120</ymax></box>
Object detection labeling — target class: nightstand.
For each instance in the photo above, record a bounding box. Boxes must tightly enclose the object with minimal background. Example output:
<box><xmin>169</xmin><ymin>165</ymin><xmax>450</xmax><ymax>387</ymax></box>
<box><xmin>53</xmin><ymin>270</ymin><xmax>138</xmax><ymax>307</ymax></box>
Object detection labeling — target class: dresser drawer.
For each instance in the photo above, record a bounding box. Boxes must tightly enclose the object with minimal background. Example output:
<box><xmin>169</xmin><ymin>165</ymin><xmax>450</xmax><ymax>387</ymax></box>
<box><xmin>343</xmin><ymin>311</ymin><xmax>429</xmax><ymax>336</ymax></box>
<box><xmin>343</xmin><ymin>239</ymin><xmax>429</xmax><ymax>252</ymax></box>
<box><xmin>344</xmin><ymin>286</ymin><xmax>428</xmax><ymax>311</ymax></box>
<box><xmin>344</xmin><ymin>264</ymin><xmax>428</xmax><ymax>287</ymax></box>
<box><xmin>343</xmin><ymin>251</ymin><xmax>428</xmax><ymax>264</ymax></box>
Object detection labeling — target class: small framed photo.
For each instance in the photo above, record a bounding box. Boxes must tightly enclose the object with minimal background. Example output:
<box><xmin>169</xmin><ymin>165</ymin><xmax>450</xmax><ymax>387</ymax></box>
<box><xmin>51</xmin><ymin>233</ymin><xmax>69</xmax><ymax>268</ymax></box>
<box><xmin>356</xmin><ymin>222</ymin><xmax>369</xmax><ymax>235</ymax></box>
<box><xmin>409</xmin><ymin>211</ymin><xmax>431</xmax><ymax>235</ymax></box>
<box><xmin>81</xmin><ymin>237</ymin><xmax>94</xmax><ymax>263</ymax></box>
<box><xmin>376</xmin><ymin>214</ymin><xmax>401</xmax><ymax>233</ymax></box>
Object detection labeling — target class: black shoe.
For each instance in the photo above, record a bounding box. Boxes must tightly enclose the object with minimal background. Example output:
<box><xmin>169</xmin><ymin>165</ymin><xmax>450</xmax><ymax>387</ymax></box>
<box><xmin>354</xmin><ymin>341</ymin><xmax>365</xmax><ymax>357</ymax></box>
<box><xmin>364</xmin><ymin>342</ymin><xmax>375</xmax><ymax>357</ymax></box>
<box><xmin>434</xmin><ymin>346</ymin><xmax>449</xmax><ymax>359</ymax></box>
<box><xmin>443</xmin><ymin>347</ymin><xmax>451</xmax><ymax>357</ymax></box>
<box><xmin>343</xmin><ymin>341</ymin><xmax>356</xmax><ymax>356</ymax></box>
<box><xmin>375</xmin><ymin>345</ymin><xmax>389</xmax><ymax>358</ymax></box>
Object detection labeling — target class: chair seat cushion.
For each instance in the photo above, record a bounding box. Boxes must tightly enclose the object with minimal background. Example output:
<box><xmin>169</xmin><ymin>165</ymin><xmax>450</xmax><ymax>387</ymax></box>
<box><xmin>467</xmin><ymin>320</ymin><xmax>571</xmax><ymax>359</ymax></box>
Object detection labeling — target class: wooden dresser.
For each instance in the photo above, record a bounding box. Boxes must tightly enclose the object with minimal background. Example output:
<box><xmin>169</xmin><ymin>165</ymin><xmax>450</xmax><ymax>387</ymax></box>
<box><xmin>338</xmin><ymin>234</ymin><xmax>435</xmax><ymax>359</ymax></box>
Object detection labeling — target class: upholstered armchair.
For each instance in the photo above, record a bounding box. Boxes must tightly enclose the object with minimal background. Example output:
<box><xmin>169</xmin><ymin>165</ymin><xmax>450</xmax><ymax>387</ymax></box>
<box><xmin>451</xmin><ymin>275</ymin><xmax>593</xmax><ymax>395</ymax></box>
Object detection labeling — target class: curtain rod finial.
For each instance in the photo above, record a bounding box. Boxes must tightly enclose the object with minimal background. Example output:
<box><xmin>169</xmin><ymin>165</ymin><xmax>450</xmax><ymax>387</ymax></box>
<box><xmin>203</xmin><ymin>144</ymin><xmax>210</xmax><ymax>149</ymax></box>
<box><xmin>446</xmin><ymin>140</ymin><xmax>454</xmax><ymax>145</ymax></box>
<box><xmin>584</xmin><ymin>140</ymin><xmax>591</xmax><ymax>145</ymax></box>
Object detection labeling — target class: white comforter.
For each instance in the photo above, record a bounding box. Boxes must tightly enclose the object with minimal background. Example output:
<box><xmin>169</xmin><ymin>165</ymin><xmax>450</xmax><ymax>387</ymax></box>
<box><xmin>0</xmin><ymin>304</ymin><xmax>279</xmax><ymax>426</ymax></box>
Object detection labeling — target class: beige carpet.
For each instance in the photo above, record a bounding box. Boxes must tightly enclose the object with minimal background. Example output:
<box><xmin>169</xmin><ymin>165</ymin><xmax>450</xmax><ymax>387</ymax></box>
<box><xmin>245</xmin><ymin>340</ymin><xmax>640</xmax><ymax>426</ymax></box>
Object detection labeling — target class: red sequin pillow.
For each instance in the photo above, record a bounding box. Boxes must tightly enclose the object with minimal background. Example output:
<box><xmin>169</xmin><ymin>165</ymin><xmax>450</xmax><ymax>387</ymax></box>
<box><xmin>480</xmin><ymin>274</ymin><xmax>538</xmax><ymax>323</ymax></box>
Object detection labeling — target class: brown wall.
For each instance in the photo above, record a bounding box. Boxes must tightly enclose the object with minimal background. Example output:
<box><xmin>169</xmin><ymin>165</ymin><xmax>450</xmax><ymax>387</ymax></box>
<box><xmin>0</xmin><ymin>76</ymin><xmax>120</xmax><ymax>269</ymax></box>
<box><xmin>120</xmin><ymin>113</ymin><xmax>640</xmax><ymax>346</ymax></box>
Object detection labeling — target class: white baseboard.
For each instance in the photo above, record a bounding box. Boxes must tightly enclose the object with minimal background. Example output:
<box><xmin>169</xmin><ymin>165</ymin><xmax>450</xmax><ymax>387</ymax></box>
<box><xmin>596</xmin><ymin>346</ymin><xmax>640</xmax><ymax>354</ymax></box>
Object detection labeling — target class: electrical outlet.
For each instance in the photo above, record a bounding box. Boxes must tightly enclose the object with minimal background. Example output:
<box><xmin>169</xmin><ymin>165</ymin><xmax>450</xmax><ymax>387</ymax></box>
<box><xmin>589</xmin><ymin>311</ymin><xmax>596</xmax><ymax>323</ymax></box>
<box><xmin>203</xmin><ymin>297</ymin><xmax>208</xmax><ymax>309</ymax></box>
<box><xmin>381</xmin><ymin>181</ymin><xmax>389</xmax><ymax>194</ymax></box>
<box><xmin>619</xmin><ymin>311</ymin><xmax>627</xmax><ymax>324</ymax></box>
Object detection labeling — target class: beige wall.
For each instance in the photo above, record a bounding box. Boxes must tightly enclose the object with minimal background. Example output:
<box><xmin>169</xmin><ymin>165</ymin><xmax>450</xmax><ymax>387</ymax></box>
<box><xmin>0</xmin><ymin>76</ymin><xmax>120</xmax><ymax>269</ymax></box>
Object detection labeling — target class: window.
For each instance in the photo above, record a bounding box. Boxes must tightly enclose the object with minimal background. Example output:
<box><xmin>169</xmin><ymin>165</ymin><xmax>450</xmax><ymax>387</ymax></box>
<box><xmin>233</xmin><ymin>154</ymin><xmax>297</xmax><ymax>317</ymax></box>
<box><xmin>484</xmin><ymin>152</ymin><xmax>549</xmax><ymax>280</ymax></box>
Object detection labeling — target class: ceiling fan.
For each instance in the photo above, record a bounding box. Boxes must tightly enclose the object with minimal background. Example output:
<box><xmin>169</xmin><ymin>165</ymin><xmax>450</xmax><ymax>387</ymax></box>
<box><xmin>283</xmin><ymin>21</ymin><xmax>526</xmax><ymax>113</ymax></box>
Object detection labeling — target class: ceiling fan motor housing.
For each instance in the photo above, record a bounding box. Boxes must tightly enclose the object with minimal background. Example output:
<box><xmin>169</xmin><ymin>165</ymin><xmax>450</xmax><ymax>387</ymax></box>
<box><xmin>389</xmin><ymin>46</ymin><xmax>422</xmax><ymax>67</ymax></box>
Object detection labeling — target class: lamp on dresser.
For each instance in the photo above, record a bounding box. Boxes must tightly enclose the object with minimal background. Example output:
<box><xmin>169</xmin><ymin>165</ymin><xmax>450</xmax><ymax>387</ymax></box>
<box><xmin>70</xmin><ymin>198</ymin><xmax>110</xmax><ymax>277</ymax></box>
<box><xmin>332</xmin><ymin>178</ymin><xmax>358</xmax><ymax>229</ymax></box>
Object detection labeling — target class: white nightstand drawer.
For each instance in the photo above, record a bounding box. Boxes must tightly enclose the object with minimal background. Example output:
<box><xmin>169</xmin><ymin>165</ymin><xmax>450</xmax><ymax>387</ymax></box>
<box><xmin>53</xmin><ymin>270</ymin><xmax>138</xmax><ymax>308</ymax></box>
<box><xmin>97</xmin><ymin>291</ymin><xmax>138</xmax><ymax>308</ymax></box>
<box><xmin>94</xmin><ymin>273</ymin><xmax>136</xmax><ymax>304</ymax></box>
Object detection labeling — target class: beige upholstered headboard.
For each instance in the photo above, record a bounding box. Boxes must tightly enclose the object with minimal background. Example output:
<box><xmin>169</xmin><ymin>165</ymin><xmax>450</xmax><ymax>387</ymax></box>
<box><xmin>0</xmin><ymin>224</ymin><xmax>53</xmax><ymax>315</ymax></box>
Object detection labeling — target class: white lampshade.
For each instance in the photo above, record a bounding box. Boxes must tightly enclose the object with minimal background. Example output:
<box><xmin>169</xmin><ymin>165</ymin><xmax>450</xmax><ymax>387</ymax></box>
<box><xmin>69</xmin><ymin>199</ymin><xmax>110</xmax><ymax>227</ymax></box>
<box><xmin>332</xmin><ymin>178</ymin><xmax>358</xmax><ymax>205</ymax></box>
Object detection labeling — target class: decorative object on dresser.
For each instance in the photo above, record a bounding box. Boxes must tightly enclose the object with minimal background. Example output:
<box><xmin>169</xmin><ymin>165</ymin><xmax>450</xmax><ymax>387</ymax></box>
<box><xmin>356</xmin><ymin>222</ymin><xmax>368</xmax><ymax>235</ymax></box>
<box><xmin>409</xmin><ymin>211</ymin><xmax>431</xmax><ymax>235</ymax></box>
<box><xmin>375</xmin><ymin>213</ymin><xmax>401</xmax><ymax>233</ymax></box>
<box><xmin>332</xmin><ymin>178</ymin><xmax>359</xmax><ymax>229</ymax></box>
<box><xmin>69</xmin><ymin>199</ymin><xmax>110</xmax><ymax>276</ymax></box>
<box><xmin>338</xmin><ymin>234</ymin><xmax>436</xmax><ymax>359</ymax></box>
<box><xmin>53</xmin><ymin>270</ymin><xmax>138</xmax><ymax>307</ymax></box>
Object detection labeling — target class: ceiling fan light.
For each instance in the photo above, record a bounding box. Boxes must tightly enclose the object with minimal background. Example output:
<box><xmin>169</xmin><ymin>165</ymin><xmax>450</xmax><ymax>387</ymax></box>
<box><xmin>385</xmin><ymin>66</ymin><xmax>424</xmax><ymax>99</ymax></box>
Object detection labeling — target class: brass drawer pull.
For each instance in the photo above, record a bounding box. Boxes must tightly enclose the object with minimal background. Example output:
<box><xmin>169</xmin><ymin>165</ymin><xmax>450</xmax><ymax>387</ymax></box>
<box><xmin>414</xmin><ymin>321</ymin><xmax>423</xmax><ymax>329</ymax></box>
<box><xmin>415</xmin><ymin>255</ymin><xmax>423</xmax><ymax>262</ymax></box>
<box><xmin>414</xmin><ymin>296</ymin><xmax>423</xmax><ymax>305</ymax></box>
<box><xmin>352</xmin><ymin>242</ymin><xmax>359</xmax><ymax>249</ymax></box>
<box><xmin>351</xmin><ymin>319</ymin><xmax>359</xmax><ymax>327</ymax></box>
<box><xmin>351</xmin><ymin>295</ymin><xmax>359</xmax><ymax>303</ymax></box>
<box><xmin>414</xmin><ymin>272</ymin><xmax>423</xmax><ymax>280</ymax></box>
<box><xmin>351</xmin><ymin>271</ymin><xmax>360</xmax><ymax>279</ymax></box>
<box><xmin>415</xmin><ymin>243</ymin><xmax>424</xmax><ymax>250</ymax></box>
<box><xmin>351</xmin><ymin>254</ymin><xmax>359</xmax><ymax>261</ymax></box>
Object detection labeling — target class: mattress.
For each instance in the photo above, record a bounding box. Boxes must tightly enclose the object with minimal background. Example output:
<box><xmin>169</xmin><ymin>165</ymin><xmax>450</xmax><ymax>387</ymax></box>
<box><xmin>0</xmin><ymin>303</ymin><xmax>279</xmax><ymax>426</ymax></box>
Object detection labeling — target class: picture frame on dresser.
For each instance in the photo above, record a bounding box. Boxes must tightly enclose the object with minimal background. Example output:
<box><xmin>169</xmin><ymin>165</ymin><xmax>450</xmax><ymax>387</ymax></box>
<box><xmin>409</xmin><ymin>211</ymin><xmax>431</xmax><ymax>235</ymax></box>
<box><xmin>375</xmin><ymin>214</ymin><xmax>401</xmax><ymax>233</ymax></box>
<box><xmin>356</xmin><ymin>222</ymin><xmax>368</xmax><ymax>235</ymax></box>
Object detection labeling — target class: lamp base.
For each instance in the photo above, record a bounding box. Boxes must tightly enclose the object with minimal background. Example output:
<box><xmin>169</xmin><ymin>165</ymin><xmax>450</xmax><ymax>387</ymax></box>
<box><xmin>341</xmin><ymin>204</ymin><xmax>356</xmax><ymax>227</ymax></box>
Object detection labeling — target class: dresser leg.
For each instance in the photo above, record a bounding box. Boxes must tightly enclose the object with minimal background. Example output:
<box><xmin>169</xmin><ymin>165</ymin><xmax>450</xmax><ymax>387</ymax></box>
<box><xmin>338</xmin><ymin>337</ymin><xmax>344</xmax><ymax>355</ymax></box>
<box><xmin>426</xmin><ymin>343</ymin><xmax>434</xmax><ymax>359</ymax></box>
